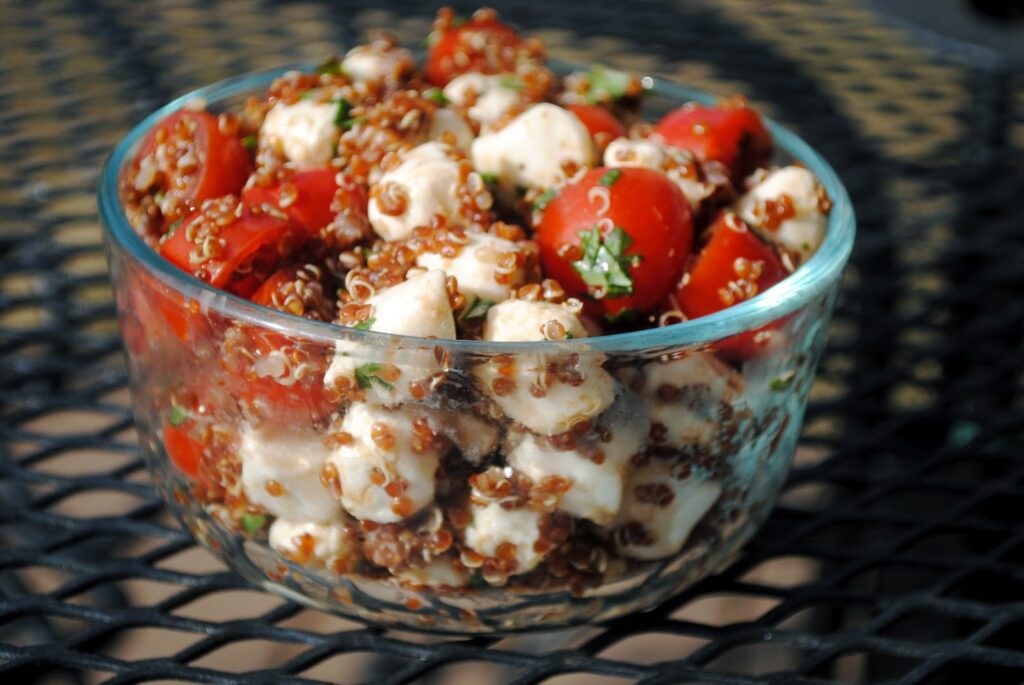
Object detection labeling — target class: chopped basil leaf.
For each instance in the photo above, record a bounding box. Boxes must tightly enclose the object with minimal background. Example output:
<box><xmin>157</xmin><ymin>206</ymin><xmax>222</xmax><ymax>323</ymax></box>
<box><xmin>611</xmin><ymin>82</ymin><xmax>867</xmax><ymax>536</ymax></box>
<box><xmin>451</xmin><ymin>14</ymin><xmax>468</xmax><ymax>27</ymax></box>
<box><xmin>565</xmin><ymin>331</ymin><xmax>575</xmax><ymax>340</ymax></box>
<box><xmin>498</xmin><ymin>75</ymin><xmax>524</xmax><ymax>91</ymax></box>
<box><xmin>479</xmin><ymin>172</ymin><xmax>499</xmax><ymax>185</ymax></box>
<box><xmin>317</xmin><ymin>58</ymin><xmax>344</xmax><ymax>76</ymax></box>
<box><xmin>587</xmin><ymin>64</ymin><xmax>633</xmax><ymax>103</ymax></box>
<box><xmin>242</xmin><ymin>513</ymin><xmax>266</xmax><ymax>534</ymax></box>
<box><xmin>770</xmin><ymin>374</ymin><xmax>795</xmax><ymax>391</ymax></box>
<box><xmin>355</xmin><ymin>363</ymin><xmax>393</xmax><ymax>390</ymax></box>
<box><xmin>598</xmin><ymin>169</ymin><xmax>622</xmax><ymax>187</ymax></box>
<box><xmin>424</xmin><ymin>87</ymin><xmax>450</xmax><ymax>105</ymax></box>
<box><xmin>166</xmin><ymin>219</ymin><xmax>184</xmax><ymax>237</ymax></box>
<box><xmin>532</xmin><ymin>188</ymin><xmax>557</xmax><ymax>211</ymax></box>
<box><xmin>603</xmin><ymin>307</ymin><xmax>641</xmax><ymax>326</ymax></box>
<box><xmin>354</xmin><ymin>317</ymin><xmax>375</xmax><ymax>331</ymax></box>
<box><xmin>334</xmin><ymin>98</ymin><xmax>351</xmax><ymax>127</ymax></box>
<box><xmin>342</xmin><ymin>115</ymin><xmax>366</xmax><ymax>130</ymax></box>
<box><xmin>468</xmin><ymin>574</ymin><xmax>488</xmax><ymax>589</ymax></box>
<box><xmin>572</xmin><ymin>225</ymin><xmax>640</xmax><ymax>298</ymax></box>
<box><xmin>168</xmin><ymin>404</ymin><xmax>189</xmax><ymax>427</ymax></box>
<box><xmin>299</xmin><ymin>91</ymin><xmax>316</xmax><ymax>100</ymax></box>
<box><xmin>465</xmin><ymin>298</ymin><xmax>496</xmax><ymax>319</ymax></box>
<box><xmin>241</xmin><ymin>133</ymin><xmax>257</xmax><ymax>151</ymax></box>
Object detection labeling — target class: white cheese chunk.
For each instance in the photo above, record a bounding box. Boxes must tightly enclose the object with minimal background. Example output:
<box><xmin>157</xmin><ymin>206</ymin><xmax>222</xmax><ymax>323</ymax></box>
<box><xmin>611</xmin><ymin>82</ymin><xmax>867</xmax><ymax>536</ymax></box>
<box><xmin>261</xmin><ymin>99</ymin><xmax>339</xmax><ymax>168</ymax></box>
<box><xmin>463</xmin><ymin>502</ymin><xmax>546</xmax><ymax>574</ymax></box>
<box><xmin>482</xmin><ymin>299</ymin><xmax>587</xmax><ymax>342</ymax></box>
<box><xmin>429</xmin><ymin>108</ymin><xmax>474</xmax><ymax>153</ymax></box>
<box><xmin>341</xmin><ymin>43</ymin><xmax>412</xmax><ymax>83</ymax></box>
<box><xmin>239</xmin><ymin>424</ymin><xmax>340</xmax><ymax>523</ymax></box>
<box><xmin>640</xmin><ymin>352</ymin><xmax>745</xmax><ymax>449</ymax></box>
<box><xmin>268</xmin><ymin>519</ymin><xmax>360</xmax><ymax>571</ymax></box>
<box><xmin>471</xmin><ymin>103</ymin><xmax>595</xmax><ymax>195</ymax></box>
<box><xmin>327</xmin><ymin>403</ymin><xmax>443</xmax><ymax>523</ymax></box>
<box><xmin>368</xmin><ymin>142</ymin><xmax>475</xmax><ymax>241</ymax></box>
<box><xmin>394</xmin><ymin>555</ymin><xmax>469</xmax><ymax>588</ymax></box>
<box><xmin>734</xmin><ymin>166</ymin><xmax>827</xmax><ymax>259</ymax></box>
<box><xmin>416</xmin><ymin>231</ymin><xmax>525</xmax><ymax>303</ymax></box>
<box><xmin>615</xmin><ymin>459</ymin><xmax>722</xmax><ymax>561</ymax></box>
<box><xmin>443</xmin><ymin>72</ymin><xmax>521</xmax><ymax>129</ymax></box>
<box><xmin>324</xmin><ymin>270</ymin><xmax>456</xmax><ymax>405</ymax></box>
<box><xmin>604</xmin><ymin>137</ymin><xmax>713</xmax><ymax>210</ymax></box>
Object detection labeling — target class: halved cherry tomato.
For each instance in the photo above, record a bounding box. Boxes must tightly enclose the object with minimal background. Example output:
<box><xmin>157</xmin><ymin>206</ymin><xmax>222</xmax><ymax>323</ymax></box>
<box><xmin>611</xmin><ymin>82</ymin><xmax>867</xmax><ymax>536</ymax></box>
<box><xmin>131</xmin><ymin>110</ymin><xmax>252</xmax><ymax>230</ymax></box>
<box><xmin>536</xmin><ymin>167</ymin><xmax>693</xmax><ymax>319</ymax></box>
<box><xmin>677</xmin><ymin>211</ymin><xmax>787</xmax><ymax>360</ymax></box>
<box><xmin>241</xmin><ymin>169</ymin><xmax>340</xmax><ymax>232</ymax></box>
<box><xmin>162</xmin><ymin>421</ymin><xmax>204</xmax><ymax>479</ymax></box>
<box><xmin>425</xmin><ymin>10</ymin><xmax>524</xmax><ymax>86</ymax></box>
<box><xmin>250</xmin><ymin>263</ymin><xmax>335</xmax><ymax>320</ymax></box>
<box><xmin>654</xmin><ymin>101</ymin><xmax>771</xmax><ymax>180</ymax></box>
<box><xmin>123</xmin><ymin>267</ymin><xmax>208</xmax><ymax>345</ymax></box>
<box><xmin>567</xmin><ymin>104</ymin><xmax>627</xmax><ymax>144</ymax></box>
<box><xmin>159</xmin><ymin>198</ymin><xmax>304</xmax><ymax>296</ymax></box>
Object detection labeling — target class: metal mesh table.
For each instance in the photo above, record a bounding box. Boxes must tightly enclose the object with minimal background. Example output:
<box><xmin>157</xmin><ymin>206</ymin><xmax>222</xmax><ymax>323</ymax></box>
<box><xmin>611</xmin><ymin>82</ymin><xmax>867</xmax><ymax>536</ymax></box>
<box><xmin>2</xmin><ymin>0</ymin><xmax>1023</xmax><ymax>682</ymax></box>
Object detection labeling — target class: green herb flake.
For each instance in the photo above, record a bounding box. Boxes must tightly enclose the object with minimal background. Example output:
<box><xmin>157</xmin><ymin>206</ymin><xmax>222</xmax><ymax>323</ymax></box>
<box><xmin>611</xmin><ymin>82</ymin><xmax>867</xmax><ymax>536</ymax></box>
<box><xmin>299</xmin><ymin>91</ymin><xmax>316</xmax><ymax>100</ymax></box>
<box><xmin>769</xmin><ymin>374</ymin><xmax>795</xmax><ymax>391</ymax></box>
<box><xmin>166</xmin><ymin>219</ymin><xmax>184</xmax><ymax>238</ymax></box>
<box><xmin>572</xmin><ymin>225</ymin><xmax>640</xmax><ymax>298</ymax></box>
<box><xmin>498</xmin><ymin>75</ymin><xmax>524</xmax><ymax>91</ymax></box>
<box><xmin>353</xmin><ymin>317</ymin><xmax>376</xmax><ymax>331</ymax></box>
<box><xmin>451</xmin><ymin>14</ymin><xmax>468</xmax><ymax>27</ymax></box>
<box><xmin>597</xmin><ymin>169</ymin><xmax>622</xmax><ymax>187</ymax></box>
<box><xmin>334</xmin><ymin>98</ymin><xmax>352</xmax><ymax>127</ymax></box>
<box><xmin>241</xmin><ymin>133</ymin><xmax>257</xmax><ymax>151</ymax></box>
<box><xmin>532</xmin><ymin>188</ymin><xmax>557</xmax><ymax>212</ymax></box>
<box><xmin>168</xmin><ymin>404</ymin><xmax>189</xmax><ymax>427</ymax></box>
<box><xmin>342</xmin><ymin>115</ymin><xmax>366</xmax><ymax>130</ymax></box>
<box><xmin>242</xmin><ymin>513</ymin><xmax>266</xmax><ymax>534</ymax></box>
<box><xmin>587</xmin><ymin>64</ymin><xmax>633</xmax><ymax>103</ymax></box>
<box><xmin>355</xmin><ymin>363</ymin><xmax>393</xmax><ymax>391</ymax></box>
<box><xmin>479</xmin><ymin>172</ymin><xmax>499</xmax><ymax>185</ymax></box>
<box><xmin>468</xmin><ymin>574</ymin><xmax>488</xmax><ymax>590</ymax></box>
<box><xmin>564</xmin><ymin>331</ymin><xmax>575</xmax><ymax>340</ymax></box>
<box><xmin>424</xmin><ymin>87</ymin><xmax>450</xmax><ymax>105</ymax></box>
<box><xmin>317</xmin><ymin>58</ymin><xmax>344</xmax><ymax>76</ymax></box>
<box><xmin>465</xmin><ymin>298</ymin><xmax>496</xmax><ymax>319</ymax></box>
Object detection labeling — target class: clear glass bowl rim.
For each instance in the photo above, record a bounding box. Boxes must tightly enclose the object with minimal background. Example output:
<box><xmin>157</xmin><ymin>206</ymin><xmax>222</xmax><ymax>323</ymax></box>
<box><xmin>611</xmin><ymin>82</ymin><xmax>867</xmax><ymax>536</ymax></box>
<box><xmin>98</xmin><ymin>61</ymin><xmax>856</xmax><ymax>355</ymax></box>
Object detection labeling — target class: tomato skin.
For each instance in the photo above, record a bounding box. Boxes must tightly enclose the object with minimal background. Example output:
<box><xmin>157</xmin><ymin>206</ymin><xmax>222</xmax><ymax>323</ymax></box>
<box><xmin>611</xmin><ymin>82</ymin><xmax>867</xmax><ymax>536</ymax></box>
<box><xmin>676</xmin><ymin>211</ymin><xmax>787</xmax><ymax>360</ymax></box>
<box><xmin>241</xmin><ymin>169</ymin><xmax>340</xmax><ymax>232</ymax></box>
<box><xmin>654</xmin><ymin>103</ymin><xmax>771</xmax><ymax>179</ymax></box>
<box><xmin>567</xmin><ymin>104</ymin><xmax>627</xmax><ymax>142</ymax></box>
<box><xmin>133</xmin><ymin>110</ymin><xmax>252</xmax><ymax>229</ymax></box>
<box><xmin>162</xmin><ymin>422</ymin><xmax>204</xmax><ymax>479</ymax></box>
<box><xmin>425</xmin><ymin>14</ymin><xmax>523</xmax><ymax>86</ymax></box>
<box><xmin>159</xmin><ymin>203</ymin><xmax>304</xmax><ymax>294</ymax></box>
<box><xmin>536</xmin><ymin>167</ymin><xmax>693</xmax><ymax>318</ymax></box>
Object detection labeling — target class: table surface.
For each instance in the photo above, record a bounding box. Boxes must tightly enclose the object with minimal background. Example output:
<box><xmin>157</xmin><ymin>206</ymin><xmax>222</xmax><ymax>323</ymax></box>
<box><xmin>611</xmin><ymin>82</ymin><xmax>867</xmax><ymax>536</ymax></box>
<box><xmin>2</xmin><ymin>1</ymin><xmax>1023</xmax><ymax>683</ymax></box>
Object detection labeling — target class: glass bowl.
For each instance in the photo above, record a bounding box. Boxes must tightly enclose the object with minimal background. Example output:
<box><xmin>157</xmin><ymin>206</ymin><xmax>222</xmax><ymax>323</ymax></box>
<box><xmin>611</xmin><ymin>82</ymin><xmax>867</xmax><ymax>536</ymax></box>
<box><xmin>98</xmin><ymin>63</ymin><xmax>855</xmax><ymax>633</ymax></box>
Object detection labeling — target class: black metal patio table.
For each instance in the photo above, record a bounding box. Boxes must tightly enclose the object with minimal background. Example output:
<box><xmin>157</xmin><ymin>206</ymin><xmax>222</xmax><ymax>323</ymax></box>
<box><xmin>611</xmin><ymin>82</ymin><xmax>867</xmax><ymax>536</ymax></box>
<box><xmin>1</xmin><ymin>1</ymin><xmax>1023</xmax><ymax>682</ymax></box>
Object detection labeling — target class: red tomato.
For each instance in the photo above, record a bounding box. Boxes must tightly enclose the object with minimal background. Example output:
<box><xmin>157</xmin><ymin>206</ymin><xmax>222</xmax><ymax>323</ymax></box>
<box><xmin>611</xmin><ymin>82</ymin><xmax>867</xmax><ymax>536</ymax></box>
<box><xmin>159</xmin><ymin>199</ymin><xmax>304</xmax><ymax>296</ymax></box>
<box><xmin>536</xmin><ymin>167</ymin><xmax>693</xmax><ymax>319</ymax></box>
<box><xmin>425</xmin><ymin>11</ymin><xmax>524</xmax><ymax>86</ymax></box>
<box><xmin>241</xmin><ymin>169</ymin><xmax>340</xmax><ymax>232</ymax></box>
<box><xmin>567</xmin><ymin>104</ymin><xmax>627</xmax><ymax>150</ymax></box>
<box><xmin>250</xmin><ymin>263</ymin><xmax>334</xmax><ymax>320</ymax></box>
<box><xmin>132</xmin><ymin>110</ymin><xmax>252</xmax><ymax>229</ymax></box>
<box><xmin>677</xmin><ymin>211</ymin><xmax>787</xmax><ymax>360</ymax></box>
<box><xmin>125</xmin><ymin>267</ymin><xmax>208</xmax><ymax>345</ymax></box>
<box><xmin>162</xmin><ymin>421</ymin><xmax>204</xmax><ymax>479</ymax></box>
<box><xmin>654</xmin><ymin>102</ymin><xmax>771</xmax><ymax>179</ymax></box>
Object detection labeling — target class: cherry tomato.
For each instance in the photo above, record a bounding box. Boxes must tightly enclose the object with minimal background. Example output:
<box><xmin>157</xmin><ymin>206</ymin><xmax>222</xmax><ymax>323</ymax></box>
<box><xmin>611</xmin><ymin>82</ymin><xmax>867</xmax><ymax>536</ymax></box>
<box><xmin>536</xmin><ymin>167</ymin><xmax>693</xmax><ymax>319</ymax></box>
<box><xmin>654</xmin><ymin>101</ymin><xmax>771</xmax><ymax>180</ymax></box>
<box><xmin>677</xmin><ymin>211</ymin><xmax>787</xmax><ymax>360</ymax></box>
<box><xmin>567</xmin><ymin>104</ymin><xmax>627</xmax><ymax>150</ymax></box>
<box><xmin>241</xmin><ymin>169</ymin><xmax>340</xmax><ymax>232</ymax></box>
<box><xmin>131</xmin><ymin>110</ymin><xmax>252</xmax><ymax>230</ymax></box>
<box><xmin>250</xmin><ymin>263</ymin><xmax>334</xmax><ymax>320</ymax></box>
<box><xmin>425</xmin><ymin>10</ymin><xmax>524</xmax><ymax>86</ymax></box>
<box><xmin>124</xmin><ymin>267</ymin><xmax>208</xmax><ymax>345</ymax></box>
<box><xmin>162</xmin><ymin>421</ymin><xmax>204</xmax><ymax>479</ymax></box>
<box><xmin>159</xmin><ymin>198</ymin><xmax>304</xmax><ymax>296</ymax></box>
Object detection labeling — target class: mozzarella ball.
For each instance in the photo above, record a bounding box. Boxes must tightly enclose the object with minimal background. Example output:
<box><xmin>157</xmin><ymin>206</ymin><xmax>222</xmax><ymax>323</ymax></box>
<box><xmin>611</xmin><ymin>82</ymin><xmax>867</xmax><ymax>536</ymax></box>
<box><xmin>639</xmin><ymin>352</ymin><xmax>745</xmax><ymax>449</ymax></box>
<box><xmin>341</xmin><ymin>43</ymin><xmax>412</xmax><ymax>84</ymax></box>
<box><xmin>395</xmin><ymin>555</ymin><xmax>469</xmax><ymax>588</ymax></box>
<box><xmin>416</xmin><ymin>231</ymin><xmax>526</xmax><ymax>303</ymax></box>
<box><xmin>615</xmin><ymin>459</ymin><xmax>722</xmax><ymax>561</ymax></box>
<box><xmin>239</xmin><ymin>424</ymin><xmax>340</xmax><ymax>523</ymax></box>
<box><xmin>429</xmin><ymin>108</ymin><xmax>475</xmax><ymax>153</ymax></box>
<box><xmin>463</xmin><ymin>502</ymin><xmax>546</xmax><ymax>574</ymax></box>
<box><xmin>471</xmin><ymin>103</ymin><xmax>595</xmax><ymax>195</ymax></box>
<box><xmin>324</xmin><ymin>270</ymin><xmax>456</xmax><ymax>405</ymax></box>
<box><xmin>443</xmin><ymin>72</ymin><xmax>521</xmax><ymax>129</ymax></box>
<box><xmin>268</xmin><ymin>519</ymin><xmax>360</xmax><ymax>572</ymax></box>
<box><xmin>368</xmin><ymin>142</ymin><xmax>478</xmax><ymax>241</ymax></box>
<box><xmin>326</xmin><ymin>403</ymin><xmax>444</xmax><ymax>523</ymax></box>
<box><xmin>507</xmin><ymin>386</ymin><xmax>649</xmax><ymax>525</ymax></box>
<box><xmin>261</xmin><ymin>99</ymin><xmax>339</xmax><ymax>168</ymax></box>
<box><xmin>482</xmin><ymin>299</ymin><xmax>587</xmax><ymax>342</ymax></box>
<box><xmin>734</xmin><ymin>166</ymin><xmax>828</xmax><ymax>258</ymax></box>
<box><xmin>604</xmin><ymin>137</ymin><xmax>713</xmax><ymax>210</ymax></box>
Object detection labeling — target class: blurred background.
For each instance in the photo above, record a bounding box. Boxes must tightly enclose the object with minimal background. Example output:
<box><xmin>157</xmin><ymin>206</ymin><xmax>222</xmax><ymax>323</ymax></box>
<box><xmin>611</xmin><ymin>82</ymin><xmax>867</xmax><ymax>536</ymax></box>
<box><xmin>1</xmin><ymin>0</ymin><xmax>1022</xmax><ymax>683</ymax></box>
